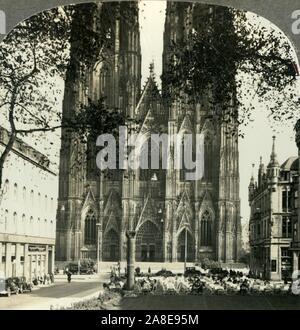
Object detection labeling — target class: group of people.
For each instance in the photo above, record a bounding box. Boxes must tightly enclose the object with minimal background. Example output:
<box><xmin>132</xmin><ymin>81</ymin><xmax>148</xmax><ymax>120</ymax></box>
<box><xmin>132</xmin><ymin>270</ymin><xmax>293</xmax><ymax>296</ymax></box>
<box><xmin>32</xmin><ymin>273</ymin><xmax>54</xmax><ymax>286</ymax></box>
<box><xmin>104</xmin><ymin>267</ymin><xmax>294</xmax><ymax>296</ymax></box>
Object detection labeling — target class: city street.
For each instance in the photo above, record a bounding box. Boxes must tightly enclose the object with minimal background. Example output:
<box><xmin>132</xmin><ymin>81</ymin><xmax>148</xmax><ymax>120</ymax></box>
<box><xmin>0</xmin><ymin>275</ymin><xmax>108</xmax><ymax>310</ymax></box>
<box><xmin>121</xmin><ymin>295</ymin><xmax>300</xmax><ymax>310</ymax></box>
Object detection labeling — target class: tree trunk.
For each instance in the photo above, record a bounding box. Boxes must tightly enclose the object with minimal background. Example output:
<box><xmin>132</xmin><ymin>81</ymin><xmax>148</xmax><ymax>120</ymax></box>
<box><xmin>0</xmin><ymin>92</ymin><xmax>17</xmax><ymax>194</ymax></box>
<box><xmin>0</xmin><ymin>130</ymin><xmax>16</xmax><ymax>192</ymax></box>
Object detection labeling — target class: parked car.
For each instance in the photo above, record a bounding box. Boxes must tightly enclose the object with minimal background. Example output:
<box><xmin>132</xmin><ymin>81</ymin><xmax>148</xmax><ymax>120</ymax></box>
<box><xmin>0</xmin><ymin>277</ymin><xmax>20</xmax><ymax>297</ymax></box>
<box><xmin>64</xmin><ymin>263</ymin><xmax>94</xmax><ymax>275</ymax></box>
<box><xmin>12</xmin><ymin>277</ymin><xmax>32</xmax><ymax>293</ymax></box>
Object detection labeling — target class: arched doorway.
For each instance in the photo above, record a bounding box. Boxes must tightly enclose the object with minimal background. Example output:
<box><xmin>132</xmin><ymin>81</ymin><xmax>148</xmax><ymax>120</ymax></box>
<box><xmin>136</xmin><ymin>221</ymin><xmax>163</xmax><ymax>262</ymax></box>
<box><xmin>103</xmin><ymin>229</ymin><xmax>120</xmax><ymax>261</ymax></box>
<box><xmin>177</xmin><ymin>229</ymin><xmax>195</xmax><ymax>262</ymax></box>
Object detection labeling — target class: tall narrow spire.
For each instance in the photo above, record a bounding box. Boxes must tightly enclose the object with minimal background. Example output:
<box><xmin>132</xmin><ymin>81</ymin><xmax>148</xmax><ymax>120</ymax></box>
<box><xmin>258</xmin><ymin>156</ymin><xmax>266</xmax><ymax>187</ymax></box>
<box><xmin>149</xmin><ymin>61</ymin><xmax>155</xmax><ymax>76</ymax></box>
<box><xmin>268</xmin><ymin>136</ymin><xmax>279</xmax><ymax>167</ymax></box>
<box><xmin>250</xmin><ymin>163</ymin><xmax>255</xmax><ymax>184</ymax></box>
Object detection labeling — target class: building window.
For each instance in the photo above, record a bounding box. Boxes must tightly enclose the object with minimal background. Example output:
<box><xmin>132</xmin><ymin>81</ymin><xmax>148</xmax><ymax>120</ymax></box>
<box><xmin>37</xmin><ymin>218</ymin><xmax>41</xmax><ymax>235</ymax></box>
<box><xmin>30</xmin><ymin>190</ymin><xmax>34</xmax><ymax>206</ymax></box>
<box><xmin>84</xmin><ymin>210</ymin><xmax>97</xmax><ymax>245</ymax></box>
<box><xmin>13</xmin><ymin>212</ymin><xmax>17</xmax><ymax>233</ymax></box>
<box><xmin>282</xmin><ymin>190</ymin><xmax>291</xmax><ymax>212</ymax></box>
<box><xmin>281</xmin><ymin>247</ymin><xmax>293</xmax><ymax>278</ymax></box>
<box><xmin>22</xmin><ymin>187</ymin><xmax>26</xmax><ymax>201</ymax></box>
<box><xmin>4</xmin><ymin>210</ymin><xmax>8</xmax><ymax>231</ymax></box>
<box><xmin>281</xmin><ymin>171</ymin><xmax>289</xmax><ymax>181</ymax></box>
<box><xmin>22</xmin><ymin>214</ymin><xmax>26</xmax><ymax>234</ymax></box>
<box><xmin>200</xmin><ymin>210</ymin><xmax>212</xmax><ymax>246</ymax></box>
<box><xmin>257</xmin><ymin>223</ymin><xmax>261</xmax><ymax>237</ymax></box>
<box><xmin>282</xmin><ymin>217</ymin><xmax>292</xmax><ymax>238</ymax></box>
<box><xmin>4</xmin><ymin>179</ymin><xmax>9</xmax><ymax>195</ymax></box>
<box><xmin>13</xmin><ymin>183</ymin><xmax>18</xmax><ymax>199</ymax></box>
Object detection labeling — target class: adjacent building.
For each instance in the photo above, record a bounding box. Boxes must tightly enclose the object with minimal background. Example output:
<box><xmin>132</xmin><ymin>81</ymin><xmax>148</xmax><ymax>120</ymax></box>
<box><xmin>0</xmin><ymin>127</ymin><xmax>57</xmax><ymax>279</ymax></box>
<box><xmin>292</xmin><ymin>121</ymin><xmax>300</xmax><ymax>276</ymax></box>
<box><xmin>249</xmin><ymin>136</ymin><xmax>298</xmax><ymax>280</ymax></box>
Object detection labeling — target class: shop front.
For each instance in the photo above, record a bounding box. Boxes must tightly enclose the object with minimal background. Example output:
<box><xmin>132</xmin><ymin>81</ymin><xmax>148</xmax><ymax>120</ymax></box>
<box><xmin>0</xmin><ymin>237</ymin><xmax>55</xmax><ymax>280</ymax></box>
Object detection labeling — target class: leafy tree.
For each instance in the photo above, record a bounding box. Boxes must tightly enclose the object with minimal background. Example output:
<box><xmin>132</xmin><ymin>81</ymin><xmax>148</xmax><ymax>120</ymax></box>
<box><xmin>162</xmin><ymin>4</ymin><xmax>299</xmax><ymax>137</ymax></box>
<box><xmin>0</xmin><ymin>2</ymin><xmax>132</xmax><ymax>197</ymax></box>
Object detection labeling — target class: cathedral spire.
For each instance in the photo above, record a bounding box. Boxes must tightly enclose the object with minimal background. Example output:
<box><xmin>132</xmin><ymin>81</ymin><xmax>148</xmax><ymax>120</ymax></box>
<box><xmin>267</xmin><ymin>136</ymin><xmax>280</xmax><ymax>181</ymax></box>
<box><xmin>250</xmin><ymin>163</ymin><xmax>255</xmax><ymax>183</ymax></box>
<box><xmin>149</xmin><ymin>61</ymin><xmax>155</xmax><ymax>78</ymax></box>
<box><xmin>248</xmin><ymin>163</ymin><xmax>255</xmax><ymax>203</ymax></box>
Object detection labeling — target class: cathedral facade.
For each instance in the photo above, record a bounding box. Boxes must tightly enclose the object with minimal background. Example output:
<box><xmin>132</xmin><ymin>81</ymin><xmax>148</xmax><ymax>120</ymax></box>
<box><xmin>55</xmin><ymin>2</ymin><xmax>241</xmax><ymax>264</ymax></box>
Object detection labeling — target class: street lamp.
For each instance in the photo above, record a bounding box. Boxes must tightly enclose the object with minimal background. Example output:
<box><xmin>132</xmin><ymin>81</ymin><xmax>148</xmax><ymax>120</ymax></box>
<box><xmin>96</xmin><ymin>223</ymin><xmax>102</xmax><ymax>274</ymax></box>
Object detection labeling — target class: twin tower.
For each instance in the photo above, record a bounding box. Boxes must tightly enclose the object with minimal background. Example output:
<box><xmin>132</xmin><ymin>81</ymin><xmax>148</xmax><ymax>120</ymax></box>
<box><xmin>55</xmin><ymin>2</ymin><xmax>241</xmax><ymax>264</ymax></box>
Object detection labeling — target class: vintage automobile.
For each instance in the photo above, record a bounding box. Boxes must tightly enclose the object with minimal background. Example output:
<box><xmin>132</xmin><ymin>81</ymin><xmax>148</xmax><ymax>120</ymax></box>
<box><xmin>12</xmin><ymin>277</ymin><xmax>32</xmax><ymax>293</ymax></box>
<box><xmin>64</xmin><ymin>262</ymin><xmax>94</xmax><ymax>275</ymax></box>
<box><xmin>0</xmin><ymin>277</ymin><xmax>20</xmax><ymax>297</ymax></box>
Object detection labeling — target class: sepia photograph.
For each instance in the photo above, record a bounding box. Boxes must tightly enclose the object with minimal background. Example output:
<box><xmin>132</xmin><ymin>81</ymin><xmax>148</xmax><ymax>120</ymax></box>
<box><xmin>0</xmin><ymin>0</ymin><xmax>299</xmax><ymax>314</ymax></box>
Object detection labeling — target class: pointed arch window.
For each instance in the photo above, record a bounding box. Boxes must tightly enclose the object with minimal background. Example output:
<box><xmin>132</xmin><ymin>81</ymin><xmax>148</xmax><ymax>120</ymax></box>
<box><xmin>139</xmin><ymin>138</ymin><xmax>161</xmax><ymax>181</ymax></box>
<box><xmin>179</xmin><ymin>134</ymin><xmax>195</xmax><ymax>181</ymax></box>
<box><xmin>200</xmin><ymin>210</ymin><xmax>212</xmax><ymax>246</ymax></box>
<box><xmin>204</xmin><ymin>133</ymin><xmax>213</xmax><ymax>182</ymax></box>
<box><xmin>84</xmin><ymin>210</ymin><xmax>97</xmax><ymax>245</ymax></box>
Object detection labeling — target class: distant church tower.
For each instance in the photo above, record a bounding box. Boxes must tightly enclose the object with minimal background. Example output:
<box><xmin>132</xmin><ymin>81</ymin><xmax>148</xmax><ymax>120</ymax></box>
<box><xmin>56</xmin><ymin>2</ymin><xmax>241</xmax><ymax>264</ymax></box>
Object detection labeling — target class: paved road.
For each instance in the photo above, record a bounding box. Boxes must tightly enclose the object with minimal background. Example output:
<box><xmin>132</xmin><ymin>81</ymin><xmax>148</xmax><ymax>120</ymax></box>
<box><xmin>121</xmin><ymin>295</ymin><xmax>300</xmax><ymax>310</ymax></box>
<box><xmin>0</xmin><ymin>278</ymin><xmax>107</xmax><ymax>310</ymax></box>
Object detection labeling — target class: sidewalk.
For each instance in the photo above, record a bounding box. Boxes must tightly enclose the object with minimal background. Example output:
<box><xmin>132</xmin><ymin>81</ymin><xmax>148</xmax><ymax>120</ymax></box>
<box><xmin>6</xmin><ymin>274</ymin><xmax>110</xmax><ymax>310</ymax></box>
<box><xmin>16</xmin><ymin>288</ymin><xmax>103</xmax><ymax>310</ymax></box>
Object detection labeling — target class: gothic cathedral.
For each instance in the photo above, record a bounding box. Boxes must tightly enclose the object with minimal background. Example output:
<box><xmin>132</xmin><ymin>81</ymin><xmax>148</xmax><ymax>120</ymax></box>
<box><xmin>56</xmin><ymin>2</ymin><xmax>242</xmax><ymax>264</ymax></box>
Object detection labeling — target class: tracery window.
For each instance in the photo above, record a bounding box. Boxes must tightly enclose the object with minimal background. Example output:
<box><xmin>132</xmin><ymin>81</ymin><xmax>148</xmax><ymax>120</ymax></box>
<box><xmin>200</xmin><ymin>210</ymin><xmax>212</xmax><ymax>246</ymax></box>
<box><xmin>84</xmin><ymin>210</ymin><xmax>97</xmax><ymax>245</ymax></box>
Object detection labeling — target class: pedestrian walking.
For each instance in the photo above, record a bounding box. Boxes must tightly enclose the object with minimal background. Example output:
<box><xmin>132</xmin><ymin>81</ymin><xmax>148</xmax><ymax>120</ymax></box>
<box><xmin>67</xmin><ymin>271</ymin><xmax>72</xmax><ymax>283</ymax></box>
